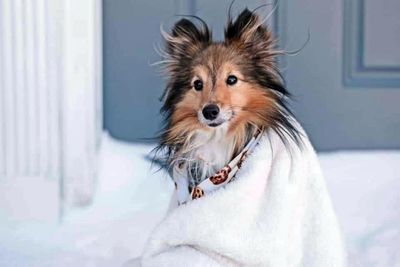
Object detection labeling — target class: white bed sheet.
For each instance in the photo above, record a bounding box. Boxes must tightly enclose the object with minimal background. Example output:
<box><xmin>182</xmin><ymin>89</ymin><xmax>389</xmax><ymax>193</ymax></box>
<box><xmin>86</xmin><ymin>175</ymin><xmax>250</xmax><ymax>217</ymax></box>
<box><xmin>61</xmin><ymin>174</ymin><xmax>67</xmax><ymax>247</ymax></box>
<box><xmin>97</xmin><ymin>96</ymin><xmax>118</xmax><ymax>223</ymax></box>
<box><xmin>0</xmin><ymin>133</ymin><xmax>399</xmax><ymax>266</ymax></box>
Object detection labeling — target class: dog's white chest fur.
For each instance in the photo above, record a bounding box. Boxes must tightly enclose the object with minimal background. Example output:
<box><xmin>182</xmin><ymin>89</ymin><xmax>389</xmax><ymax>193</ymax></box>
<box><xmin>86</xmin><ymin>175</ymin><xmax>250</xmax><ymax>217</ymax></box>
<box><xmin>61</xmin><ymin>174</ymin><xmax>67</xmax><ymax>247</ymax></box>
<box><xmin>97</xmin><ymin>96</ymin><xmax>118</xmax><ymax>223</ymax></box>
<box><xmin>183</xmin><ymin>125</ymin><xmax>235</xmax><ymax>185</ymax></box>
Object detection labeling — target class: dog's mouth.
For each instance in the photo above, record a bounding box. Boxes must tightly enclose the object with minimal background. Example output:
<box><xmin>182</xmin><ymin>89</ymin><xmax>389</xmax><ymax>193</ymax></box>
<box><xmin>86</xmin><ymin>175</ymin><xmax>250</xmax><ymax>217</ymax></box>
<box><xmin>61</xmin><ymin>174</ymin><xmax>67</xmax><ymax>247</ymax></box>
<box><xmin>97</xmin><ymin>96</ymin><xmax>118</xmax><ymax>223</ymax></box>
<box><xmin>198</xmin><ymin>109</ymin><xmax>233</xmax><ymax>128</ymax></box>
<box><xmin>207</xmin><ymin>121</ymin><xmax>224</xmax><ymax>127</ymax></box>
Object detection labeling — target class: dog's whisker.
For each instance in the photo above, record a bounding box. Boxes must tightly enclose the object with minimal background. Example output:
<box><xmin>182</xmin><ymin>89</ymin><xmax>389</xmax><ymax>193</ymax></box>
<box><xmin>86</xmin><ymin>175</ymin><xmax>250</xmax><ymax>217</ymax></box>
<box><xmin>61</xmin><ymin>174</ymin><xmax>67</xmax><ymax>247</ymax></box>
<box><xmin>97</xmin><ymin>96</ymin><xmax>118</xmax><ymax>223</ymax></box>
<box><xmin>257</xmin><ymin>0</ymin><xmax>278</xmax><ymax>26</ymax></box>
<box><xmin>252</xmin><ymin>2</ymin><xmax>274</xmax><ymax>14</ymax></box>
<box><xmin>282</xmin><ymin>28</ymin><xmax>311</xmax><ymax>56</ymax></box>
<box><xmin>150</xmin><ymin>60</ymin><xmax>175</xmax><ymax>66</ymax></box>
<box><xmin>227</xmin><ymin>0</ymin><xmax>236</xmax><ymax>22</ymax></box>
<box><xmin>153</xmin><ymin>42</ymin><xmax>170</xmax><ymax>59</ymax></box>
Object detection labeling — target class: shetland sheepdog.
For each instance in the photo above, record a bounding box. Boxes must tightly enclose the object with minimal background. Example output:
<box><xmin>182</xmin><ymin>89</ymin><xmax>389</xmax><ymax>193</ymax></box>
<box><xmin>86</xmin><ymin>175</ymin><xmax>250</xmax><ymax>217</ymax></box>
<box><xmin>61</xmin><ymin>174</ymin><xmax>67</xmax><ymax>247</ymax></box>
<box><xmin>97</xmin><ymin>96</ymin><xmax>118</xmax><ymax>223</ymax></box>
<box><xmin>156</xmin><ymin>8</ymin><xmax>299</xmax><ymax>191</ymax></box>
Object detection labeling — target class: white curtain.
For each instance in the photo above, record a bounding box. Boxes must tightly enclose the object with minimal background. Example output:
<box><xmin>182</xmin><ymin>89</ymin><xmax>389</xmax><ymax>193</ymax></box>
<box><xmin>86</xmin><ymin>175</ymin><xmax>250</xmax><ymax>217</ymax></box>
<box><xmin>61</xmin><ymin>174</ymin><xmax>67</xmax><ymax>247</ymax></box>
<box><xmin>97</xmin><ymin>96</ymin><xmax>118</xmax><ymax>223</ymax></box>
<box><xmin>0</xmin><ymin>0</ymin><xmax>102</xmax><ymax>222</ymax></box>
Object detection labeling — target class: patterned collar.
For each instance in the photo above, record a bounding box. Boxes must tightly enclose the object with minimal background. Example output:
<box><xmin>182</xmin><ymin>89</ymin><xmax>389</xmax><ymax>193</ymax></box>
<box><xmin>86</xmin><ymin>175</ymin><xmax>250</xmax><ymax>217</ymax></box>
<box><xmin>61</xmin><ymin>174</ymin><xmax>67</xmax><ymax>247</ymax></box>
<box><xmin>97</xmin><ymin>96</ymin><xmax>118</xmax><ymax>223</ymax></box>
<box><xmin>172</xmin><ymin>130</ymin><xmax>263</xmax><ymax>205</ymax></box>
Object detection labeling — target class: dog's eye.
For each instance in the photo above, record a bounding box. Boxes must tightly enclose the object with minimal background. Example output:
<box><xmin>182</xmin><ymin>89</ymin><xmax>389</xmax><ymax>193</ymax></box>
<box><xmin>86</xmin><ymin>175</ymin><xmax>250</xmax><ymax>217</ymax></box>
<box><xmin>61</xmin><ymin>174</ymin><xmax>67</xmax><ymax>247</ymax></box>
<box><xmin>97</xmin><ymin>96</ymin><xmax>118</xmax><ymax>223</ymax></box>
<box><xmin>226</xmin><ymin>75</ymin><xmax>238</xmax><ymax>86</ymax></box>
<box><xmin>193</xmin><ymin>79</ymin><xmax>203</xmax><ymax>91</ymax></box>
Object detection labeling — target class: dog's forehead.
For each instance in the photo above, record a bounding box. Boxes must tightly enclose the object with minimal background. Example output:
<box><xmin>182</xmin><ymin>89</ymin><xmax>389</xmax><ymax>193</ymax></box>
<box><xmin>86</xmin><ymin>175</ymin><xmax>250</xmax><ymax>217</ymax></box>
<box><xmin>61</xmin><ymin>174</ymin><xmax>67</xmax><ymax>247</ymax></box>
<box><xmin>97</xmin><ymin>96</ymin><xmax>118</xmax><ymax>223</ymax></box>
<box><xmin>194</xmin><ymin>44</ymin><xmax>240</xmax><ymax>73</ymax></box>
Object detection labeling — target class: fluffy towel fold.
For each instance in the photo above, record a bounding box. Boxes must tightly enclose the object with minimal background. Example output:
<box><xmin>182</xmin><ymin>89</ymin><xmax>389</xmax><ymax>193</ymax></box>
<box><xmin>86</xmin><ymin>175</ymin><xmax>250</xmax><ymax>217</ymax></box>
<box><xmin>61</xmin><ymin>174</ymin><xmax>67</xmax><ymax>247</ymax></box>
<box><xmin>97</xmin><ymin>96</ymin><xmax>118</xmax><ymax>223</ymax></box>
<box><xmin>140</xmin><ymin>126</ymin><xmax>347</xmax><ymax>267</ymax></box>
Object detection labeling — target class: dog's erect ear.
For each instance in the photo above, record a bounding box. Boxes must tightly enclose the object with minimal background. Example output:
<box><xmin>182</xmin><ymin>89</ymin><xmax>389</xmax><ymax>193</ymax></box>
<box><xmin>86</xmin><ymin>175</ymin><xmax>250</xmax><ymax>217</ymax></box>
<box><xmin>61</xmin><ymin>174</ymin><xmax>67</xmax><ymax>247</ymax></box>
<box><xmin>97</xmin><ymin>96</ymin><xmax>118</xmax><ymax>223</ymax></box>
<box><xmin>164</xmin><ymin>18</ymin><xmax>211</xmax><ymax>62</ymax></box>
<box><xmin>224</xmin><ymin>9</ymin><xmax>276</xmax><ymax>54</ymax></box>
<box><xmin>159</xmin><ymin>18</ymin><xmax>211</xmax><ymax>106</ymax></box>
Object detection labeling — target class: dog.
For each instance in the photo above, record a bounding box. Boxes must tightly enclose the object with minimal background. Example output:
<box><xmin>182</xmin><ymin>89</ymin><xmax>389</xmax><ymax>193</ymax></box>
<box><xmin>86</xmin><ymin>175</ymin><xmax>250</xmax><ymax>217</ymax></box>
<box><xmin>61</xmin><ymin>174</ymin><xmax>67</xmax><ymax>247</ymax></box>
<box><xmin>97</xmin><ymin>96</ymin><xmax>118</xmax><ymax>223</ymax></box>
<box><xmin>138</xmin><ymin>8</ymin><xmax>346</xmax><ymax>267</ymax></box>
<box><xmin>156</xmin><ymin>8</ymin><xmax>299</xmax><ymax>194</ymax></box>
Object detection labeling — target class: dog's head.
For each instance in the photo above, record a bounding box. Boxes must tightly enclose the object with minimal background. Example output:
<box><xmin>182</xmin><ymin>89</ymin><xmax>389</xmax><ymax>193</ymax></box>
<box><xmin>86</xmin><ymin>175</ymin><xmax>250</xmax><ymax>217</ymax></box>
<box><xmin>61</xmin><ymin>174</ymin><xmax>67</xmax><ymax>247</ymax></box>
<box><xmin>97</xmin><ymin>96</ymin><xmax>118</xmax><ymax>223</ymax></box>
<box><xmin>159</xmin><ymin>9</ymin><xmax>299</xmax><ymax>155</ymax></box>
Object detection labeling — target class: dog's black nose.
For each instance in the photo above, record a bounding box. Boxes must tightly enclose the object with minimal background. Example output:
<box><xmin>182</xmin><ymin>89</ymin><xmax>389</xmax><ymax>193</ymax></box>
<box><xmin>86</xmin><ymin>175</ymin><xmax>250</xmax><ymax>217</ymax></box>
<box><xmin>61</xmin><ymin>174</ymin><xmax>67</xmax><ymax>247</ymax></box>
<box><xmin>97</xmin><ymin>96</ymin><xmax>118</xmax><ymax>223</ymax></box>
<box><xmin>202</xmin><ymin>104</ymin><xmax>220</xmax><ymax>120</ymax></box>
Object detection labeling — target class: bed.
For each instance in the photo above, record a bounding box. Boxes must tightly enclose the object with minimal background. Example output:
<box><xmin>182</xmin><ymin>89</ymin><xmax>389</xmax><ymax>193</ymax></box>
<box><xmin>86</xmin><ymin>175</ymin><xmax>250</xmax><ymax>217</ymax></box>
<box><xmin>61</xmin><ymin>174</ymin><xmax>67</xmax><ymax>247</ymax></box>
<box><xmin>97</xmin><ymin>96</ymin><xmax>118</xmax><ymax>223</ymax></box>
<box><xmin>1</xmin><ymin>133</ymin><xmax>399</xmax><ymax>266</ymax></box>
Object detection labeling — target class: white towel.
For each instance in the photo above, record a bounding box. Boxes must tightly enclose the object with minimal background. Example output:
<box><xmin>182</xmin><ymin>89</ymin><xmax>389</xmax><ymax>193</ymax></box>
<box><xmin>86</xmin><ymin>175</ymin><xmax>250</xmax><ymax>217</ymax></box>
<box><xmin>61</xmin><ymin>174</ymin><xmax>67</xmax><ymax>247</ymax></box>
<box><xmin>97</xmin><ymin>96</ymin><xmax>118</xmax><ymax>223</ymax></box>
<box><xmin>140</xmin><ymin>126</ymin><xmax>347</xmax><ymax>267</ymax></box>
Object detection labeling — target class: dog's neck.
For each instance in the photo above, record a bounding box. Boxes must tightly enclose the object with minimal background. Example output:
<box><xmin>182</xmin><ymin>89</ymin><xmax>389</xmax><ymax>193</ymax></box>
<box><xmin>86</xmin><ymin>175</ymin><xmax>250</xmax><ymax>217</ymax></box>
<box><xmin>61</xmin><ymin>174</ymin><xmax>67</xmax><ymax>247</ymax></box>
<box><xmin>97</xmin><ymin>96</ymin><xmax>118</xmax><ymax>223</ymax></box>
<box><xmin>174</xmin><ymin>124</ymin><xmax>256</xmax><ymax>189</ymax></box>
<box><xmin>177</xmin><ymin>124</ymin><xmax>236</xmax><ymax>188</ymax></box>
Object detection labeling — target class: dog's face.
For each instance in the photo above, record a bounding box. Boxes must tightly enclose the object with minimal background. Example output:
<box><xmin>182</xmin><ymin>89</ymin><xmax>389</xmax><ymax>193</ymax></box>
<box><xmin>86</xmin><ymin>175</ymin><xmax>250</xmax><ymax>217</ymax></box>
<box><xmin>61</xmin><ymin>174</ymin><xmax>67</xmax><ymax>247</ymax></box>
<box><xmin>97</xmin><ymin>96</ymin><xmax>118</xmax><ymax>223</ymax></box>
<box><xmin>160</xmin><ymin>9</ymin><xmax>297</xmax><ymax>153</ymax></box>
<box><xmin>177</xmin><ymin>44</ymin><xmax>277</xmax><ymax>130</ymax></box>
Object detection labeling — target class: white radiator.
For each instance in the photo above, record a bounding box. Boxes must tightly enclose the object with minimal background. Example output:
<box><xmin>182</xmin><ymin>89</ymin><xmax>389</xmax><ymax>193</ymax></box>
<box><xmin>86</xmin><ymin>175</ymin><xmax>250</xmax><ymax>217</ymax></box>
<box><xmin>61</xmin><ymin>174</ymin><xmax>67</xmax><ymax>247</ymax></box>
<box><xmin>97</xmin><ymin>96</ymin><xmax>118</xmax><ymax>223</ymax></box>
<box><xmin>0</xmin><ymin>0</ymin><xmax>102</xmax><ymax>222</ymax></box>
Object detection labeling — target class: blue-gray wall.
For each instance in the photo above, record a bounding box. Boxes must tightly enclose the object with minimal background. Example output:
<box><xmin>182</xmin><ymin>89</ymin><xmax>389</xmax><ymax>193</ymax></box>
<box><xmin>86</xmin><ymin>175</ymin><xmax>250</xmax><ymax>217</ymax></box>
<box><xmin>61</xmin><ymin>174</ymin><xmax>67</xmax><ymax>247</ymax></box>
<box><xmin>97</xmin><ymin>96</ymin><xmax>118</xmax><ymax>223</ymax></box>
<box><xmin>103</xmin><ymin>0</ymin><xmax>172</xmax><ymax>141</ymax></box>
<box><xmin>103</xmin><ymin>0</ymin><xmax>400</xmax><ymax>150</ymax></box>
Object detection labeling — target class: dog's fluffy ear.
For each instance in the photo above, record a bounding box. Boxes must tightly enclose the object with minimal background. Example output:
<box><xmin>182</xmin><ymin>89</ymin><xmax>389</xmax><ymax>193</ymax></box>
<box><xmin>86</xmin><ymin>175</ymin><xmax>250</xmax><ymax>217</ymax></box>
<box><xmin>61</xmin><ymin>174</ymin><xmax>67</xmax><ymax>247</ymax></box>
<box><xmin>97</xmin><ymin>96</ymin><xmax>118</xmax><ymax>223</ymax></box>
<box><xmin>164</xmin><ymin>18</ymin><xmax>211</xmax><ymax>62</ymax></box>
<box><xmin>224</xmin><ymin>9</ymin><xmax>277</xmax><ymax>56</ymax></box>
<box><xmin>160</xmin><ymin>18</ymin><xmax>211</xmax><ymax>107</ymax></box>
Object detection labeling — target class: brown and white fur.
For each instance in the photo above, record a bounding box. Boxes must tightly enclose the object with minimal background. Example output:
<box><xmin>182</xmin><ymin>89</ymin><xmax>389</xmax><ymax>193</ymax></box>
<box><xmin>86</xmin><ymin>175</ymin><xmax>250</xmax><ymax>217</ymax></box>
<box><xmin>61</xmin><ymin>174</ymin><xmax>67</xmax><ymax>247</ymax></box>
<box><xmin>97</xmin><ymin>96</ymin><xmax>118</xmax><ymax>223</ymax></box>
<box><xmin>156</xmin><ymin>9</ymin><xmax>300</xmax><ymax>189</ymax></box>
